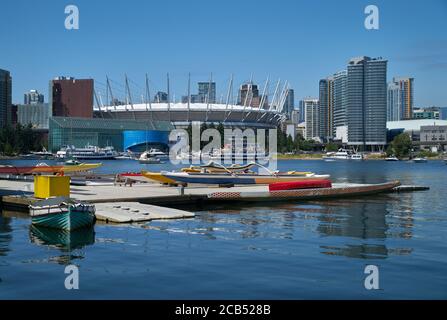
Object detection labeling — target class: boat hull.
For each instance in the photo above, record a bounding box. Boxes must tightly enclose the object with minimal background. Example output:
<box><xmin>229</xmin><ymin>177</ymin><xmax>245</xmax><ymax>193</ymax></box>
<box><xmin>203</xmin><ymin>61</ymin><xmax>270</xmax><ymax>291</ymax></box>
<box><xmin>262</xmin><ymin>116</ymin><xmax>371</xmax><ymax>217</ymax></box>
<box><xmin>31</xmin><ymin>207</ymin><xmax>95</xmax><ymax>231</ymax></box>
<box><xmin>141</xmin><ymin>171</ymin><xmax>177</xmax><ymax>184</ymax></box>
<box><xmin>0</xmin><ymin>163</ymin><xmax>102</xmax><ymax>175</ymax></box>
<box><xmin>162</xmin><ymin>172</ymin><xmax>330</xmax><ymax>185</ymax></box>
<box><xmin>208</xmin><ymin>181</ymin><xmax>401</xmax><ymax>201</ymax></box>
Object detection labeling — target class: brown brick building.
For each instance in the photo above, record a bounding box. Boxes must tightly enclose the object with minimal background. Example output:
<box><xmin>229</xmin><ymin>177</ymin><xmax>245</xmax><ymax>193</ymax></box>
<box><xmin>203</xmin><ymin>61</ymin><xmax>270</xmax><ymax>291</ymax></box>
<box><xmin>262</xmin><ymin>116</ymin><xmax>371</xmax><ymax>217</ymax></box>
<box><xmin>50</xmin><ymin>77</ymin><xmax>93</xmax><ymax>118</ymax></box>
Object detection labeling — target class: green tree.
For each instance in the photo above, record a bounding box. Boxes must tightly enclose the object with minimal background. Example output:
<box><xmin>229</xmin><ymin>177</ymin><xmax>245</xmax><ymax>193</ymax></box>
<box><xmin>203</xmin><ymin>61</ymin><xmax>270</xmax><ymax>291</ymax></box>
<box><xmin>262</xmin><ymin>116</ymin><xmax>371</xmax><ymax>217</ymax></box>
<box><xmin>325</xmin><ymin>142</ymin><xmax>338</xmax><ymax>152</ymax></box>
<box><xmin>389</xmin><ymin>133</ymin><xmax>412</xmax><ymax>159</ymax></box>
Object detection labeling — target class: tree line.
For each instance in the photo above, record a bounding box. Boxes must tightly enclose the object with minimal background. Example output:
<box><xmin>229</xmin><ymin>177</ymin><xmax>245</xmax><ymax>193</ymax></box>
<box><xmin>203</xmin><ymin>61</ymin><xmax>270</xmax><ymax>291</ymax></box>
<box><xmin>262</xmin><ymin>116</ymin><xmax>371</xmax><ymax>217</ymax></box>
<box><xmin>0</xmin><ymin>124</ymin><xmax>45</xmax><ymax>156</ymax></box>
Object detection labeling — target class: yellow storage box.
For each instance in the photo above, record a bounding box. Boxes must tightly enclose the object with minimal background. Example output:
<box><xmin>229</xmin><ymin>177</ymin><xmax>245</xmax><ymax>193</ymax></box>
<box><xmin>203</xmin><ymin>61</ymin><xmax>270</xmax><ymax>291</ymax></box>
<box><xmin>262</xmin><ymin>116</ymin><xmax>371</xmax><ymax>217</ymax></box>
<box><xmin>34</xmin><ymin>176</ymin><xmax>70</xmax><ymax>199</ymax></box>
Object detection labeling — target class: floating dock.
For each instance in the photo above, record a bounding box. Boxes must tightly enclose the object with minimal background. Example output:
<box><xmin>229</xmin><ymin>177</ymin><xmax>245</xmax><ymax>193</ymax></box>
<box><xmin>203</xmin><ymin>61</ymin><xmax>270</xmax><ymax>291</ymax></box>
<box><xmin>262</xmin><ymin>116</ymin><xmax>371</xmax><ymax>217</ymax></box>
<box><xmin>1</xmin><ymin>179</ymin><xmax>430</xmax><ymax>217</ymax></box>
<box><xmin>94</xmin><ymin>202</ymin><xmax>195</xmax><ymax>223</ymax></box>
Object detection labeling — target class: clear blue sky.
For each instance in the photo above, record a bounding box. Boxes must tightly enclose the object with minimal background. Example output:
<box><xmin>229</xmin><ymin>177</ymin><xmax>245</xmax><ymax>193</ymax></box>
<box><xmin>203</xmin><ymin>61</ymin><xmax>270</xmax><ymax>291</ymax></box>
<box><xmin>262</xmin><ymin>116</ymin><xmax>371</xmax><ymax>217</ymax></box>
<box><xmin>1</xmin><ymin>0</ymin><xmax>446</xmax><ymax>107</ymax></box>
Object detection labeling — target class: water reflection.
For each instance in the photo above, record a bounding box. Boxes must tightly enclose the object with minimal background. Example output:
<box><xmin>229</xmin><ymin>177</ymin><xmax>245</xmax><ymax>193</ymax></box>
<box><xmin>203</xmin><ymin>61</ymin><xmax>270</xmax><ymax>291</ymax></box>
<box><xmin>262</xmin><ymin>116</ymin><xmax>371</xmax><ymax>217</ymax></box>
<box><xmin>29</xmin><ymin>225</ymin><xmax>95</xmax><ymax>265</ymax></box>
<box><xmin>0</xmin><ymin>214</ymin><xmax>12</xmax><ymax>257</ymax></box>
<box><xmin>314</xmin><ymin>197</ymin><xmax>414</xmax><ymax>259</ymax></box>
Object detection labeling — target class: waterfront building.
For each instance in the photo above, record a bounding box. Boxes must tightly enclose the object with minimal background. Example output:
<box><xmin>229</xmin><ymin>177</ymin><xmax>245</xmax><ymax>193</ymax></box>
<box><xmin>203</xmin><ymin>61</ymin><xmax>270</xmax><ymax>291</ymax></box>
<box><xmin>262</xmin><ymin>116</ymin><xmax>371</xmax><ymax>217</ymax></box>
<box><xmin>347</xmin><ymin>56</ymin><xmax>387</xmax><ymax>150</ymax></box>
<box><xmin>387</xmin><ymin>77</ymin><xmax>414</xmax><ymax>121</ymax></box>
<box><xmin>24</xmin><ymin>89</ymin><xmax>44</xmax><ymax>105</ymax></box>
<box><xmin>298</xmin><ymin>100</ymin><xmax>306</xmax><ymax>123</ymax></box>
<box><xmin>387</xmin><ymin>119</ymin><xmax>447</xmax><ymax>150</ymax></box>
<box><xmin>49</xmin><ymin>77</ymin><xmax>94</xmax><ymax>118</ymax></box>
<box><xmin>0</xmin><ymin>68</ymin><xmax>12</xmax><ymax>126</ymax></box>
<box><xmin>420</xmin><ymin>125</ymin><xmax>447</xmax><ymax>152</ymax></box>
<box><xmin>318</xmin><ymin>78</ymin><xmax>333</xmax><ymax>141</ymax></box>
<box><xmin>319</xmin><ymin>70</ymin><xmax>347</xmax><ymax>142</ymax></box>
<box><xmin>333</xmin><ymin>70</ymin><xmax>348</xmax><ymax>141</ymax></box>
<box><xmin>17</xmin><ymin>103</ymin><xmax>49</xmax><ymax>129</ymax></box>
<box><xmin>48</xmin><ymin>116</ymin><xmax>173</xmax><ymax>152</ymax></box>
<box><xmin>413</xmin><ymin>106</ymin><xmax>440</xmax><ymax>119</ymax></box>
<box><xmin>302</xmin><ymin>98</ymin><xmax>319</xmax><ymax>140</ymax></box>
<box><xmin>96</xmin><ymin>75</ymin><xmax>287</xmax><ymax>129</ymax></box>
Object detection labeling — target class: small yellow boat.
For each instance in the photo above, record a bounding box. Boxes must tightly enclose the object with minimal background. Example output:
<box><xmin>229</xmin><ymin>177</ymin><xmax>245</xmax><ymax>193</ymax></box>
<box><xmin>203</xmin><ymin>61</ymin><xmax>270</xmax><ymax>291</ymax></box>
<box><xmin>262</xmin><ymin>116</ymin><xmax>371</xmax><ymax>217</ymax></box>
<box><xmin>287</xmin><ymin>170</ymin><xmax>314</xmax><ymax>175</ymax></box>
<box><xmin>60</xmin><ymin>163</ymin><xmax>103</xmax><ymax>173</ymax></box>
<box><xmin>141</xmin><ymin>170</ymin><xmax>178</xmax><ymax>184</ymax></box>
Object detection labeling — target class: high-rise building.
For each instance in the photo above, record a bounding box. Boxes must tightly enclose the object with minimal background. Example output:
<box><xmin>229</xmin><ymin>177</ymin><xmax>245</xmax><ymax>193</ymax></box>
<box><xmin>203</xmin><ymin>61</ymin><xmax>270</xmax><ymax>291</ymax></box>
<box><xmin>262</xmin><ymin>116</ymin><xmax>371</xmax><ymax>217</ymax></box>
<box><xmin>198</xmin><ymin>82</ymin><xmax>216</xmax><ymax>104</ymax></box>
<box><xmin>301</xmin><ymin>98</ymin><xmax>319</xmax><ymax>140</ymax></box>
<box><xmin>238</xmin><ymin>83</ymin><xmax>261</xmax><ymax>107</ymax></box>
<box><xmin>0</xmin><ymin>69</ymin><xmax>12</xmax><ymax>126</ymax></box>
<box><xmin>298</xmin><ymin>100</ymin><xmax>306</xmax><ymax>123</ymax></box>
<box><xmin>24</xmin><ymin>89</ymin><xmax>44</xmax><ymax>105</ymax></box>
<box><xmin>49</xmin><ymin>77</ymin><xmax>94</xmax><ymax>118</ymax></box>
<box><xmin>154</xmin><ymin>91</ymin><xmax>168</xmax><ymax>103</ymax></box>
<box><xmin>347</xmin><ymin>56</ymin><xmax>387</xmax><ymax>149</ymax></box>
<box><xmin>283</xmin><ymin>89</ymin><xmax>295</xmax><ymax>118</ymax></box>
<box><xmin>319</xmin><ymin>70</ymin><xmax>347</xmax><ymax>142</ymax></box>
<box><xmin>332</xmin><ymin>71</ymin><xmax>348</xmax><ymax>134</ymax></box>
<box><xmin>387</xmin><ymin>77</ymin><xmax>414</xmax><ymax>121</ymax></box>
<box><xmin>318</xmin><ymin>78</ymin><xmax>333</xmax><ymax>141</ymax></box>
<box><xmin>17</xmin><ymin>103</ymin><xmax>49</xmax><ymax>129</ymax></box>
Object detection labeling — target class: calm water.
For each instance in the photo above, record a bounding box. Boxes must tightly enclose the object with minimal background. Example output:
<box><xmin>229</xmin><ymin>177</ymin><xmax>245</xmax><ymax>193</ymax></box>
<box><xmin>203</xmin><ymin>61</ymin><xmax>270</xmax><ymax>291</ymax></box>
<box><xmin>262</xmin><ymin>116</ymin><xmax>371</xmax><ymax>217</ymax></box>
<box><xmin>1</xmin><ymin>159</ymin><xmax>447</xmax><ymax>299</ymax></box>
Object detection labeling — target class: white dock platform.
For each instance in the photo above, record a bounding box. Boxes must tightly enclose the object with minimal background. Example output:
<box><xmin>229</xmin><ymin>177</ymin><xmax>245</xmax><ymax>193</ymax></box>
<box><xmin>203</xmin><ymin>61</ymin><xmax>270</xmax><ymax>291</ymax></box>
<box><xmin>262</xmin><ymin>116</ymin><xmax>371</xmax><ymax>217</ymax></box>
<box><xmin>94</xmin><ymin>202</ymin><xmax>195</xmax><ymax>223</ymax></box>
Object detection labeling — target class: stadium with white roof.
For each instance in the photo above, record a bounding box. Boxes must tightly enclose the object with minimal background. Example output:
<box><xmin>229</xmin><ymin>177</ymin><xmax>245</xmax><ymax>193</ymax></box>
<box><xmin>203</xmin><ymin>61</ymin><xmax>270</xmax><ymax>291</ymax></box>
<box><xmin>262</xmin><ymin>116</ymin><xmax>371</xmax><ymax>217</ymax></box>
<box><xmin>93</xmin><ymin>74</ymin><xmax>290</xmax><ymax>129</ymax></box>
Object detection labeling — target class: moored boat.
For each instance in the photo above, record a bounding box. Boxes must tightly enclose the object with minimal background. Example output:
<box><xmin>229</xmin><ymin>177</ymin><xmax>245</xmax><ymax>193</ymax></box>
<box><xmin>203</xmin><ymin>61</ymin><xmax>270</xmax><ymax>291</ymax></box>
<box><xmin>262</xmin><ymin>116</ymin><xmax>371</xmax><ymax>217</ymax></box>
<box><xmin>56</xmin><ymin>144</ymin><xmax>118</xmax><ymax>160</ymax></box>
<box><xmin>141</xmin><ymin>171</ymin><xmax>178</xmax><ymax>184</ymax></box>
<box><xmin>385</xmin><ymin>156</ymin><xmax>399</xmax><ymax>161</ymax></box>
<box><xmin>0</xmin><ymin>162</ymin><xmax>101</xmax><ymax>175</ymax></box>
<box><xmin>269</xmin><ymin>179</ymin><xmax>332</xmax><ymax>191</ymax></box>
<box><xmin>208</xmin><ymin>181</ymin><xmax>401</xmax><ymax>201</ymax></box>
<box><xmin>29</xmin><ymin>197</ymin><xmax>95</xmax><ymax>231</ymax></box>
<box><xmin>162</xmin><ymin>171</ymin><xmax>330</xmax><ymax>185</ymax></box>
<box><xmin>117</xmin><ymin>172</ymin><xmax>149</xmax><ymax>183</ymax></box>
<box><xmin>322</xmin><ymin>148</ymin><xmax>363</xmax><ymax>161</ymax></box>
<box><xmin>413</xmin><ymin>157</ymin><xmax>428</xmax><ymax>163</ymax></box>
<box><xmin>181</xmin><ymin>161</ymin><xmax>256</xmax><ymax>173</ymax></box>
<box><xmin>138</xmin><ymin>150</ymin><xmax>164</xmax><ymax>164</ymax></box>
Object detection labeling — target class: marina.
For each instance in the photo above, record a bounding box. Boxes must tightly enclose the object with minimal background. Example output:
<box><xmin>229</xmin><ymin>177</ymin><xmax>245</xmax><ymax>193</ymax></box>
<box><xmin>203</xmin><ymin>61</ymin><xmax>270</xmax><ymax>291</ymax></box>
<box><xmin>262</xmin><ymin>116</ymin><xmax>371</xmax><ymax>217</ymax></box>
<box><xmin>1</xmin><ymin>159</ymin><xmax>445</xmax><ymax>299</ymax></box>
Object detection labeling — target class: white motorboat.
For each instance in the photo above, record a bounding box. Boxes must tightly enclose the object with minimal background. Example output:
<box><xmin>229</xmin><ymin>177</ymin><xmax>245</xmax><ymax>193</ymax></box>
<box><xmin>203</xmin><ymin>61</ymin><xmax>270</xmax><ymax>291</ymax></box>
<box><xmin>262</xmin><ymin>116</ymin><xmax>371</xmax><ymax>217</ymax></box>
<box><xmin>413</xmin><ymin>157</ymin><xmax>427</xmax><ymax>163</ymax></box>
<box><xmin>323</xmin><ymin>149</ymin><xmax>362</xmax><ymax>161</ymax></box>
<box><xmin>385</xmin><ymin>156</ymin><xmax>399</xmax><ymax>161</ymax></box>
<box><xmin>139</xmin><ymin>151</ymin><xmax>162</xmax><ymax>164</ymax></box>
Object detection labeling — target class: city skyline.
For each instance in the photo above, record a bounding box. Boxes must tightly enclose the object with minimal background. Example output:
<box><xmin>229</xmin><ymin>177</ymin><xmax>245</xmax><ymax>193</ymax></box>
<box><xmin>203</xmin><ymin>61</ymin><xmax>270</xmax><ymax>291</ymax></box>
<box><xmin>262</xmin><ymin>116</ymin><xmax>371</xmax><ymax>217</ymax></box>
<box><xmin>0</xmin><ymin>0</ymin><xmax>446</xmax><ymax>107</ymax></box>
